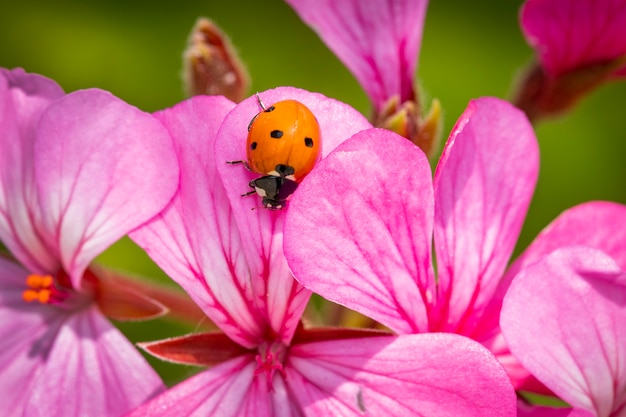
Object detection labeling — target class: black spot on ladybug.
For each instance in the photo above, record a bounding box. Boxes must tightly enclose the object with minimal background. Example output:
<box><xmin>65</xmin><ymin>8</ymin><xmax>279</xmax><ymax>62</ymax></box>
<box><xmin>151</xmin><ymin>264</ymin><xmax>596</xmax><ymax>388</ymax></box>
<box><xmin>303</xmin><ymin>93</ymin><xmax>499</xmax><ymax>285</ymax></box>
<box><xmin>304</xmin><ymin>137</ymin><xmax>314</xmax><ymax>147</ymax></box>
<box><xmin>264</xmin><ymin>106</ymin><xmax>276</xmax><ymax>113</ymax></box>
<box><xmin>250</xmin><ymin>141</ymin><xmax>257</xmax><ymax>150</ymax></box>
<box><xmin>270</xmin><ymin>130</ymin><xmax>283</xmax><ymax>139</ymax></box>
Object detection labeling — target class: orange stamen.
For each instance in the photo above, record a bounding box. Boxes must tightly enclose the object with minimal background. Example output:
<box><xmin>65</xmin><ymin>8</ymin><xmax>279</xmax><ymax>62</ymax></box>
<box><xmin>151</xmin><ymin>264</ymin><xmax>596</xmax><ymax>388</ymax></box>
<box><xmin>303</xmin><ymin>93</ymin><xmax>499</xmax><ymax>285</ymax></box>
<box><xmin>22</xmin><ymin>274</ymin><xmax>62</xmax><ymax>304</ymax></box>
<box><xmin>37</xmin><ymin>289</ymin><xmax>51</xmax><ymax>303</ymax></box>
<box><xmin>22</xmin><ymin>289</ymin><xmax>39</xmax><ymax>303</ymax></box>
<box><xmin>26</xmin><ymin>274</ymin><xmax>53</xmax><ymax>288</ymax></box>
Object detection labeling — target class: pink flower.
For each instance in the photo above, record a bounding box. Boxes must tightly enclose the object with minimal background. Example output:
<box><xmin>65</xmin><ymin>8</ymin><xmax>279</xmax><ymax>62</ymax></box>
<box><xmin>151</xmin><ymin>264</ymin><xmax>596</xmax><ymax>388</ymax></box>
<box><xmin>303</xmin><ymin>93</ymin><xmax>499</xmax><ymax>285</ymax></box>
<box><xmin>521</xmin><ymin>0</ymin><xmax>626</xmax><ymax>78</ymax></box>
<box><xmin>285</xmin><ymin>0</ymin><xmax>427</xmax><ymax>113</ymax></box>
<box><xmin>0</xmin><ymin>68</ymin><xmax>179</xmax><ymax>416</ymax></box>
<box><xmin>128</xmin><ymin>88</ymin><xmax>517</xmax><ymax>416</ymax></box>
<box><xmin>501</xmin><ymin>245</ymin><xmax>626</xmax><ymax>417</ymax></box>
<box><xmin>284</xmin><ymin>97</ymin><xmax>549</xmax><ymax>390</ymax></box>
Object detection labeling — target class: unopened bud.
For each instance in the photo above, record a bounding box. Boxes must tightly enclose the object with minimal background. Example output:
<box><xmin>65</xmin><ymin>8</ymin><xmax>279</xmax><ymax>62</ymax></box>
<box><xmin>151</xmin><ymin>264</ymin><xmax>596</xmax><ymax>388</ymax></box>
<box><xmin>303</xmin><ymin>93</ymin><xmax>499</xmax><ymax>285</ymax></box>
<box><xmin>415</xmin><ymin>98</ymin><xmax>442</xmax><ymax>159</ymax></box>
<box><xmin>512</xmin><ymin>56</ymin><xmax>626</xmax><ymax>122</ymax></box>
<box><xmin>183</xmin><ymin>18</ymin><xmax>249</xmax><ymax>102</ymax></box>
<box><xmin>374</xmin><ymin>96</ymin><xmax>442</xmax><ymax>158</ymax></box>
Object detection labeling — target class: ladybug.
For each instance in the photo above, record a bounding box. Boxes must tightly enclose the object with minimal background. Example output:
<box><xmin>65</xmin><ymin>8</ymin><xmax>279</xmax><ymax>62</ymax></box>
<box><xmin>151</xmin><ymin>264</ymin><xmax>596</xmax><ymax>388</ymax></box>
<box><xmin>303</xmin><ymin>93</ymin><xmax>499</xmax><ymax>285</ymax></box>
<box><xmin>228</xmin><ymin>94</ymin><xmax>321</xmax><ymax>209</ymax></box>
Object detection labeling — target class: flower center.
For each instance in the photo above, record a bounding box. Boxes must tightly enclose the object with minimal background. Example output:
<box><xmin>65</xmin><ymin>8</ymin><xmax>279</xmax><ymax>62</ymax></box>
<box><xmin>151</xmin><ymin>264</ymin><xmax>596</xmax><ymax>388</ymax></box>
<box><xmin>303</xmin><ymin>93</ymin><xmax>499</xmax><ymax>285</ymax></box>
<box><xmin>254</xmin><ymin>342</ymin><xmax>287</xmax><ymax>388</ymax></box>
<box><xmin>22</xmin><ymin>273</ymin><xmax>69</xmax><ymax>304</ymax></box>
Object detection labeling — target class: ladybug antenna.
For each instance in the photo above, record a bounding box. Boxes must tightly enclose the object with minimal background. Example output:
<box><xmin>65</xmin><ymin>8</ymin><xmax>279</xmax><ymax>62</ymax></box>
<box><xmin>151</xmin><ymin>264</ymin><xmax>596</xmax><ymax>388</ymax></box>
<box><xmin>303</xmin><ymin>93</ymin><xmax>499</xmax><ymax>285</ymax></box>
<box><xmin>255</xmin><ymin>92</ymin><xmax>267</xmax><ymax>111</ymax></box>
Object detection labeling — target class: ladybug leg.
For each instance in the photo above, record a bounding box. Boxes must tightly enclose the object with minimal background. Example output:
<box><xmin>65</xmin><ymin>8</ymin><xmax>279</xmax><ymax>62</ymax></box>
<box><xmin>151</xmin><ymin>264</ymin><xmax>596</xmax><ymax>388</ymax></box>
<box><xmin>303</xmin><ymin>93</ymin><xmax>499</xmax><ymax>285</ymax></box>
<box><xmin>255</xmin><ymin>92</ymin><xmax>267</xmax><ymax>111</ymax></box>
<box><xmin>226</xmin><ymin>160</ymin><xmax>252</xmax><ymax>172</ymax></box>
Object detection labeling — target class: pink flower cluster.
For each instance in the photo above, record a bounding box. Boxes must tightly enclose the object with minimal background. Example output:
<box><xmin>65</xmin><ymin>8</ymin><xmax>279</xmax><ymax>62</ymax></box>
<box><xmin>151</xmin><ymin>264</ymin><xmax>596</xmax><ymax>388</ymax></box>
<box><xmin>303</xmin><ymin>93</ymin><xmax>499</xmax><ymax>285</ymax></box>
<box><xmin>1</xmin><ymin>0</ymin><xmax>625</xmax><ymax>416</ymax></box>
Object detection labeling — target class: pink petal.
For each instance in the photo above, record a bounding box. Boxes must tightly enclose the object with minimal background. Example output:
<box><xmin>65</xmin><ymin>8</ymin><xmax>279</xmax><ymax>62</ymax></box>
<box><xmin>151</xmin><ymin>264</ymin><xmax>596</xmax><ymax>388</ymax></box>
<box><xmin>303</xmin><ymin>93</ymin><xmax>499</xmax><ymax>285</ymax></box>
<box><xmin>521</xmin><ymin>0</ymin><xmax>626</xmax><ymax>76</ymax></box>
<box><xmin>34</xmin><ymin>89</ymin><xmax>179</xmax><ymax>289</ymax></box>
<box><xmin>481</xmin><ymin>331</ymin><xmax>547</xmax><ymax>393</ymax></box>
<box><xmin>508</xmin><ymin>201</ymin><xmax>626</xmax><ymax>279</ymax></box>
<box><xmin>501</xmin><ymin>247</ymin><xmax>626</xmax><ymax>417</ymax></box>
<box><xmin>486</xmin><ymin>201</ymin><xmax>626</xmax><ymax>364</ymax></box>
<box><xmin>23</xmin><ymin>306</ymin><xmax>164</xmax><ymax>417</ymax></box>
<box><xmin>0</xmin><ymin>254</ymin><xmax>34</xmax><ymax>304</ymax></box>
<box><xmin>131</xmin><ymin>95</ymin><xmax>273</xmax><ymax>348</ymax></box>
<box><xmin>214</xmin><ymin>87</ymin><xmax>371</xmax><ymax>343</ymax></box>
<box><xmin>284</xmin><ymin>128</ymin><xmax>434</xmax><ymax>334</ymax></box>
<box><xmin>0</xmin><ymin>69</ymin><xmax>64</xmax><ymax>274</ymax></box>
<box><xmin>286</xmin><ymin>0</ymin><xmax>427</xmax><ymax>111</ymax></box>
<box><xmin>126</xmin><ymin>355</ymin><xmax>286</xmax><ymax>417</ymax></box>
<box><xmin>432</xmin><ymin>97</ymin><xmax>539</xmax><ymax>336</ymax></box>
<box><xmin>287</xmin><ymin>333</ymin><xmax>516</xmax><ymax>416</ymax></box>
<box><xmin>0</xmin><ymin>258</ymin><xmax>61</xmax><ymax>417</ymax></box>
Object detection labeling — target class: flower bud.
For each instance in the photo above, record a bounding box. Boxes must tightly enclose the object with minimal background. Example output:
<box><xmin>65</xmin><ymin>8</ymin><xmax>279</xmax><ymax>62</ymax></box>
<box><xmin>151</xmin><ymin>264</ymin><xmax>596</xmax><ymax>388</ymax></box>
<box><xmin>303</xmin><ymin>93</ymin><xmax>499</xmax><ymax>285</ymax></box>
<box><xmin>374</xmin><ymin>96</ymin><xmax>442</xmax><ymax>158</ymax></box>
<box><xmin>183</xmin><ymin>18</ymin><xmax>249</xmax><ymax>102</ymax></box>
<box><xmin>512</xmin><ymin>56</ymin><xmax>626</xmax><ymax>122</ymax></box>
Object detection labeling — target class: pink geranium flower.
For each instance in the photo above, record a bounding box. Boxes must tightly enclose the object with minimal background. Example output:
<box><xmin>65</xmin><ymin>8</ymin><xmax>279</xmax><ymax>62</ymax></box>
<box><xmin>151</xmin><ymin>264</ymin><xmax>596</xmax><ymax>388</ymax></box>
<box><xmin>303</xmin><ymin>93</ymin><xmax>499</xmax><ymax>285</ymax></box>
<box><xmin>502</xmin><ymin>245</ymin><xmax>626</xmax><ymax>417</ymax></box>
<box><xmin>128</xmin><ymin>88</ymin><xmax>517</xmax><ymax>416</ymax></box>
<box><xmin>284</xmin><ymin>97</ymin><xmax>552</xmax><ymax>391</ymax></box>
<box><xmin>284</xmin><ymin>92</ymin><xmax>626</xmax><ymax>396</ymax></box>
<box><xmin>0</xmin><ymin>68</ymin><xmax>179</xmax><ymax>416</ymax></box>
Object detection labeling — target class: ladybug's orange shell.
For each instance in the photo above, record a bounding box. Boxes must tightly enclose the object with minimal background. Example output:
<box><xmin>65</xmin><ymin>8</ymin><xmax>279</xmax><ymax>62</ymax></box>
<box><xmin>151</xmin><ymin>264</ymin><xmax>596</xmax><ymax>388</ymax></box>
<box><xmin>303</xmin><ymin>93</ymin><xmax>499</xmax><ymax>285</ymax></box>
<box><xmin>246</xmin><ymin>100</ymin><xmax>321</xmax><ymax>181</ymax></box>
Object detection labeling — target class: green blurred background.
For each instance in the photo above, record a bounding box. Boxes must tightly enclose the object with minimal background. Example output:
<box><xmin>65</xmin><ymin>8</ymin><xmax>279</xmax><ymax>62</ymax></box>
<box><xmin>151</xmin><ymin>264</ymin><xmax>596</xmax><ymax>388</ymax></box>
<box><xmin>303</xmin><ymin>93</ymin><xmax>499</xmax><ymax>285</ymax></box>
<box><xmin>1</xmin><ymin>0</ymin><xmax>625</xmax><ymax>386</ymax></box>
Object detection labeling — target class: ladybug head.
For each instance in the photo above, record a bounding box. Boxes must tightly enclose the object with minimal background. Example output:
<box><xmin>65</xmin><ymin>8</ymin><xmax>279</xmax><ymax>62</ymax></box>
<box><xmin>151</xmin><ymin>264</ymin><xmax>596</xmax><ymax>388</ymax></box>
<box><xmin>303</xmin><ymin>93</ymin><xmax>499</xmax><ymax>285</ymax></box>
<box><xmin>249</xmin><ymin>175</ymin><xmax>299</xmax><ymax>210</ymax></box>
